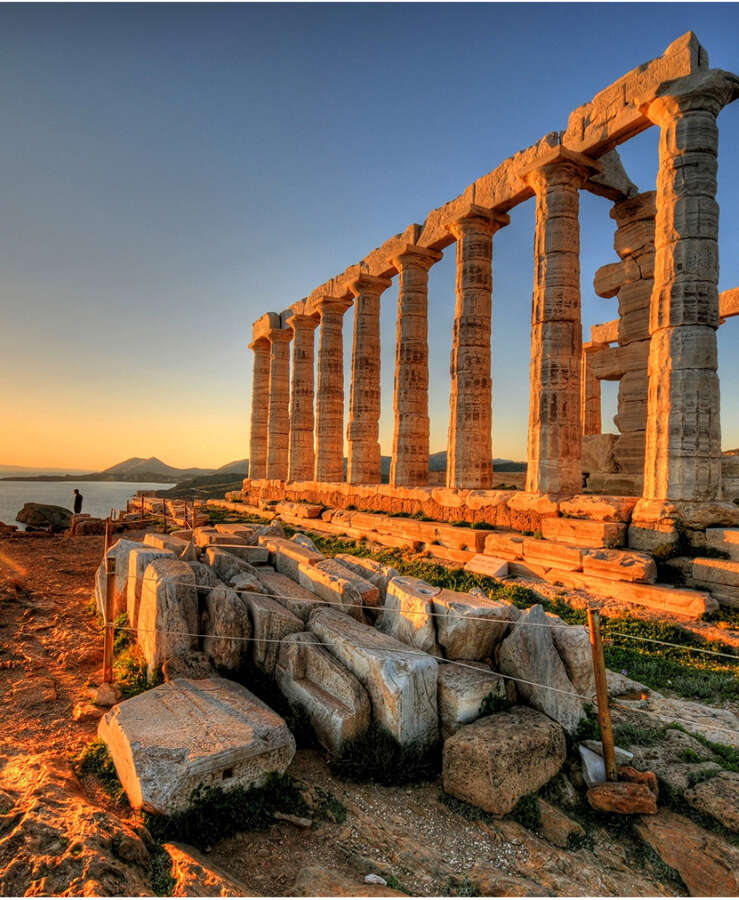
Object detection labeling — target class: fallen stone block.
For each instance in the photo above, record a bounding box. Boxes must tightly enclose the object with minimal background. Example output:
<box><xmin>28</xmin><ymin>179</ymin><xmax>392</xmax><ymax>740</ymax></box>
<box><xmin>424</xmin><ymin>545</ymin><xmax>475</xmax><ymax>566</ymax></box>
<box><xmin>498</xmin><ymin>605</ymin><xmax>584</xmax><ymax>734</ymax></box>
<box><xmin>194</xmin><ymin>527</ymin><xmax>249</xmax><ymax>548</ymax></box>
<box><xmin>314</xmin><ymin>558</ymin><xmax>379</xmax><ymax>611</ymax></box>
<box><xmin>243</xmin><ymin>593</ymin><xmax>303</xmax><ymax>675</ymax></box>
<box><xmin>98</xmin><ymin>677</ymin><xmax>295</xmax><ymax>815</ymax></box>
<box><xmin>540</xmin><ymin>517</ymin><xmax>626</xmax><ymax>549</ymax></box>
<box><xmin>434</xmin><ymin>524</ymin><xmax>488</xmax><ymax>553</ymax></box>
<box><xmin>275</xmin><ymin>632</ymin><xmax>371</xmax><ymax>756</ymax></box>
<box><xmin>463</xmin><ymin>555</ymin><xmax>508</xmax><ymax>578</ymax></box>
<box><xmin>203</xmin><ymin>584</ymin><xmax>252</xmax><ymax>672</ymax></box>
<box><xmin>705</xmin><ymin>527</ymin><xmax>739</xmax><ymax>562</ymax></box>
<box><xmin>437</xmin><ymin>661</ymin><xmax>509</xmax><ymax>738</ymax></box>
<box><xmin>692</xmin><ymin>558</ymin><xmax>739</xmax><ymax>607</ymax></box>
<box><xmin>94</xmin><ymin>539</ymin><xmax>144</xmax><ymax>619</ymax></box>
<box><xmin>433</xmin><ymin>589</ymin><xmax>516</xmax><ymax>661</ymax></box>
<box><xmin>442</xmin><ymin>706</ymin><xmax>566</xmax><ymax>816</ymax></box>
<box><xmin>137</xmin><ymin>558</ymin><xmax>199</xmax><ymax>679</ymax></box>
<box><xmin>209</xmin><ymin>543</ymin><xmax>270</xmax><ymax>566</ymax></box>
<box><xmin>582</xmin><ymin>548</ymin><xmax>657</xmax><ymax>584</ymax></box>
<box><xmin>205</xmin><ymin>547</ymin><xmax>262</xmax><ymax>587</ymax></box>
<box><xmin>215</xmin><ymin>523</ymin><xmax>258</xmax><ymax>542</ymax></box>
<box><xmin>275</xmin><ymin>500</ymin><xmax>324</xmax><ymax>519</ymax></box>
<box><xmin>483</xmin><ymin>531</ymin><xmax>524</xmax><ymax>560</ymax></box>
<box><xmin>587</xmin><ymin>781</ymin><xmax>657</xmax><ymax>815</ymax></box>
<box><xmin>258</xmin><ymin>536</ymin><xmax>325</xmax><ymax>582</ymax></box>
<box><xmin>257</xmin><ymin>569</ymin><xmax>325</xmax><ymax>622</ymax></box>
<box><xmin>334</xmin><ymin>554</ymin><xmax>399</xmax><ymax>603</ymax></box>
<box><xmin>546</xmin><ymin>615</ymin><xmax>596</xmax><ymax>698</ymax></box>
<box><xmin>379</xmin><ymin>575</ymin><xmax>441</xmax><ymax>655</ymax></box>
<box><xmin>522</xmin><ymin>538</ymin><xmax>583</xmax><ymax>572</ymax></box>
<box><xmin>126</xmin><ymin>546</ymin><xmax>176</xmax><ymax>630</ymax></box>
<box><xmin>309</xmin><ymin>606</ymin><xmax>438</xmax><ymax>748</ymax></box>
<box><xmin>143</xmin><ymin>533</ymin><xmax>189</xmax><ymax>554</ymax></box>
<box><xmin>298</xmin><ymin>561</ymin><xmax>365</xmax><ymax>622</ymax></box>
<box><xmin>292</xmin><ymin>533</ymin><xmax>321</xmax><ymax>552</ymax></box>
<box><xmin>537</xmin><ymin>798</ymin><xmax>585</xmax><ymax>849</ymax></box>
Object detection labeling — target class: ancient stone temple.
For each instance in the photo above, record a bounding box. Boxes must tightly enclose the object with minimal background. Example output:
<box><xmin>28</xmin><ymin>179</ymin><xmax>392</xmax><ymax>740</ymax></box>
<box><xmin>244</xmin><ymin>33</ymin><xmax>739</xmax><ymax>569</ymax></box>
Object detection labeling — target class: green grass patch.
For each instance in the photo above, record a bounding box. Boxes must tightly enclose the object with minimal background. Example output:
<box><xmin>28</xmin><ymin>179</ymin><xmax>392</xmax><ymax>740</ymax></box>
<box><xmin>150</xmin><ymin>845</ymin><xmax>176</xmax><ymax>896</ymax></box>
<box><xmin>113</xmin><ymin>612</ymin><xmax>133</xmax><ymax>654</ymax></box>
<box><xmin>73</xmin><ymin>739</ymin><xmax>126</xmax><ymax>804</ymax></box>
<box><xmin>510</xmin><ymin>793</ymin><xmax>541</xmax><ymax>831</ymax></box>
<box><xmin>115</xmin><ymin>645</ymin><xmax>163</xmax><ymax>699</ymax></box>
<box><xmin>478</xmin><ymin>692</ymin><xmax>513</xmax><ymax>717</ymax></box>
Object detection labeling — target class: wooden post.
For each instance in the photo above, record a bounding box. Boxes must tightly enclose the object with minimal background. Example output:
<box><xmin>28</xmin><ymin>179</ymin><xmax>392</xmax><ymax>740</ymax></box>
<box><xmin>140</xmin><ymin>495</ymin><xmax>145</xmax><ymax>520</ymax></box>
<box><xmin>192</xmin><ymin>498</ymin><xmax>197</xmax><ymax>528</ymax></box>
<box><xmin>184</xmin><ymin>498</ymin><xmax>189</xmax><ymax>529</ymax></box>
<box><xmin>103</xmin><ymin>555</ymin><xmax>116</xmax><ymax>684</ymax></box>
<box><xmin>104</xmin><ymin>517</ymin><xmax>112</xmax><ymax>554</ymax></box>
<box><xmin>587</xmin><ymin>607</ymin><xmax>617</xmax><ymax>781</ymax></box>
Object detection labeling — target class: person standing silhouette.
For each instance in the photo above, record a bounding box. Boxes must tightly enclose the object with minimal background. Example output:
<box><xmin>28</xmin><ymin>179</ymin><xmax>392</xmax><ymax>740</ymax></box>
<box><xmin>73</xmin><ymin>488</ymin><xmax>83</xmax><ymax>514</ymax></box>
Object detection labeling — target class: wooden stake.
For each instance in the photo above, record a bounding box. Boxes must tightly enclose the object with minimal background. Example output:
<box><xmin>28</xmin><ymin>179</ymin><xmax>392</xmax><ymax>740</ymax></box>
<box><xmin>104</xmin><ymin>517</ymin><xmax>111</xmax><ymax>554</ymax></box>
<box><xmin>184</xmin><ymin>498</ymin><xmax>189</xmax><ymax>529</ymax></box>
<box><xmin>587</xmin><ymin>607</ymin><xmax>617</xmax><ymax>781</ymax></box>
<box><xmin>103</xmin><ymin>555</ymin><xmax>116</xmax><ymax>684</ymax></box>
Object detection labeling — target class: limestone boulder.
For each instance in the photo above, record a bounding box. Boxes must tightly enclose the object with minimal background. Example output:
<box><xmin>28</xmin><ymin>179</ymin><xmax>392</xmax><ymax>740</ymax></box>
<box><xmin>309</xmin><ymin>606</ymin><xmax>438</xmax><ymax>748</ymax></box>
<box><xmin>292</xmin><ymin>532</ymin><xmax>321</xmax><ymax>552</ymax></box>
<box><xmin>16</xmin><ymin>502</ymin><xmax>72</xmax><ymax>530</ymax></box>
<box><xmin>442</xmin><ymin>707</ymin><xmax>566</xmax><ymax>816</ymax></box>
<box><xmin>94</xmin><ymin>539</ymin><xmax>143</xmax><ymax>619</ymax></box>
<box><xmin>433</xmin><ymin>589</ymin><xmax>516</xmax><ymax>661</ymax></box>
<box><xmin>204</xmin><ymin>547</ymin><xmax>261</xmax><ymax>587</ymax></box>
<box><xmin>315</xmin><ymin>558</ymin><xmax>379</xmax><ymax>611</ymax></box>
<box><xmin>137</xmin><ymin>558</ymin><xmax>198</xmax><ymax>679</ymax></box>
<box><xmin>498</xmin><ymin>605</ymin><xmax>584</xmax><ymax>734</ymax></box>
<box><xmin>298</xmin><ymin>561</ymin><xmax>365</xmax><ymax>622</ymax></box>
<box><xmin>243</xmin><ymin>594</ymin><xmax>303</xmax><ymax>675</ymax></box>
<box><xmin>275</xmin><ymin>632</ymin><xmax>371</xmax><ymax>756</ymax></box>
<box><xmin>334</xmin><ymin>554</ymin><xmax>400</xmax><ymax>602</ymax></box>
<box><xmin>127</xmin><ymin>546</ymin><xmax>176</xmax><ymax>630</ymax></box>
<box><xmin>378</xmin><ymin>575</ymin><xmax>441</xmax><ymax>655</ymax></box>
<box><xmin>98</xmin><ymin>677</ymin><xmax>295</xmax><ymax>815</ymax></box>
<box><xmin>545</xmin><ymin>615</ymin><xmax>596</xmax><ymax>699</ymax></box>
<box><xmin>437</xmin><ymin>661</ymin><xmax>509</xmax><ymax>739</ymax></box>
<box><xmin>203</xmin><ymin>584</ymin><xmax>252</xmax><ymax>673</ymax></box>
<box><xmin>256</xmin><ymin>569</ymin><xmax>325</xmax><ymax>622</ymax></box>
<box><xmin>587</xmin><ymin>781</ymin><xmax>657</xmax><ymax>815</ymax></box>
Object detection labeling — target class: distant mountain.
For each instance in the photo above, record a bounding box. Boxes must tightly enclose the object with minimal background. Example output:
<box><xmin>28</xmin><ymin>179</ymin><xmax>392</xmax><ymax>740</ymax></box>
<box><xmin>0</xmin><ymin>464</ymin><xmax>88</xmax><ymax>477</ymax></box>
<box><xmin>214</xmin><ymin>459</ymin><xmax>249</xmax><ymax>475</ymax></box>
<box><xmin>100</xmin><ymin>456</ymin><xmax>213</xmax><ymax>479</ymax></box>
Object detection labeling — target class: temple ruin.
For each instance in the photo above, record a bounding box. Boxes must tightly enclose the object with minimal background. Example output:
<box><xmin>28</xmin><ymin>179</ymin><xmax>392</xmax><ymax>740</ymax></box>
<box><xmin>241</xmin><ymin>33</ymin><xmax>739</xmax><ymax>604</ymax></box>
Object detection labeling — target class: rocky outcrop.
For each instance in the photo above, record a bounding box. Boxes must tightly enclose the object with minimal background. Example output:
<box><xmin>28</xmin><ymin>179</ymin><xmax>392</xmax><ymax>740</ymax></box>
<box><xmin>684</xmin><ymin>770</ymin><xmax>739</xmax><ymax>833</ymax></box>
<box><xmin>442</xmin><ymin>706</ymin><xmax>566</xmax><ymax>816</ymax></box>
<box><xmin>15</xmin><ymin>502</ymin><xmax>72</xmax><ymax>530</ymax></box>
<box><xmin>98</xmin><ymin>677</ymin><xmax>296</xmax><ymax>815</ymax></box>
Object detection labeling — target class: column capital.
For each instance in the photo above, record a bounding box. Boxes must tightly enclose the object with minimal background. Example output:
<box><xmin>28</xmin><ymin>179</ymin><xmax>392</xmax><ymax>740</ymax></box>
<box><xmin>314</xmin><ymin>294</ymin><xmax>353</xmax><ymax>316</ymax></box>
<box><xmin>639</xmin><ymin>69</ymin><xmax>739</xmax><ymax>124</ymax></box>
<box><xmin>448</xmin><ymin>206</ymin><xmax>510</xmax><ymax>240</ymax></box>
<box><xmin>289</xmin><ymin>313</ymin><xmax>319</xmax><ymax>332</ymax></box>
<box><xmin>348</xmin><ymin>273</ymin><xmax>392</xmax><ymax>298</ymax></box>
<box><xmin>519</xmin><ymin>147</ymin><xmax>602</xmax><ymax>192</ymax></box>
<box><xmin>248</xmin><ymin>337</ymin><xmax>270</xmax><ymax>352</ymax></box>
<box><xmin>268</xmin><ymin>328</ymin><xmax>293</xmax><ymax>343</ymax></box>
<box><xmin>391</xmin><ymin>243</ymin><xmax>443</xmax><ymax>272</ymax></box>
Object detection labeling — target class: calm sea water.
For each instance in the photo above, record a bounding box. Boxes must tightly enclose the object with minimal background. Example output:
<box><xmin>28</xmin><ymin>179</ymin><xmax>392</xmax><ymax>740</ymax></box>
<box><xmin>0</xmin><ymin>481</ymin><xmax>174</xmax><ymax>528</ymax></box>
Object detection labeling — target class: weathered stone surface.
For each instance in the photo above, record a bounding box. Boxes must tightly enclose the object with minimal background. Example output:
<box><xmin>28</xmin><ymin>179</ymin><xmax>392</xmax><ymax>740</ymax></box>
<box><xmin>205</xmin><ymin>547</ymin><xmax>262</xmax><ymax>587</ymax></box>
<box><xmin>692</xmin><ymin>558</ymin><xmax>739</xmax><ymax>606</ymax></box>
<box><xmin>684</xmin><ymin>770</ymin><xmax>739</xmax><ymax>833</ymax></box>
<box><xmin>203</xmin><ymin>584</ymin><xmax>252</xmax><ymax>672</ymax></box>
<box><xmin>248</xmin><ymin>339</ymin><xmax>270</xmax><ymax>480</ymax></box>
<box><xmin>537</xmin><ymin>799</ymin><xmax>585</xmax><ymax>849</ymax></box>
<box><xmin>266</xmin><ymin>329</ymin><xmax>292</xmax><ymax>481</ymax></box>
<box><xmin>98</xmin><ymin>677</ymin><xmax>295</xmax><ymax>815</ymax></box>
<box><xmin>16</xmin><ymin>502</ymin><xmax>72</xmax><ymax>530</ymax></box>
<box><xmin>164</xmin><ymin>841</ymin><xmax>257</xmax><ymax>897</ymax></box>
<box><xmin>137</xmin><ymin>558</ymin><xmax>198</xmax><ymax>678</ymax></box>
<box><xmin>292</xmin><ymin>865</ymin><xmax>405</xmax><ymax>898</ymax></box>
<box><xmin>298</xmin><ymin>561</ymin><xmax>365</xmax><ymax>622</ymax></box>
<box><xmin>582</xmin><ymin>548</ymin><xmax>657</xmax><ymax>584</ymax></box>
<box><xmin>442</xmin><ymin>707</ymin><xmax>566</xmax><ymax>816</ymax></box>
<box><xmin>546</xmin><ymin>616</ymin><xmax>595</xmax><ymax>698</ymax></box>
<box><xmin>463</xmin><ymin>554</ymin><xmax>508</xmax><ymax>578</ymax></box>
<box><xmin>127</xmin><ymin>546</ymin><xmax>176</xmax><ymax>630</ymax></box>
<box><xmin>334</xmin><ymin>554</ymin><xmax>399</xmax><ymax>603</ymax></box>
<box><xmin>288</xmin><ymin>315</ymin><xmax>318</xmax><ymax>483</ymax></box>
<box><xmin>256</xmin><ymin>569</ymin><xmax>325</xmax><ymax>622</ymax></box>
<box><xmin>162</xmin><ymin>651</ymin><xmax>214</xmax><ymax>682</ymax></box>
<box><xmin>291</xmin><ymin>532</ymin><xmax>321</xmax><ymax>552</ymax></box>
<box><xmin>705</xmin><ymin>526</ymin><xmax>739</xmax><ymax>561</ymax></box>
<box><xmin>540</xmin><ymin>517</ymin><xmax>626</xmax><ymax>549</ymax></box>
<box><xmin>243</xmin><ymin>594</ymin><xmax>303</xmax><ymax>675</ymax></box>
<box><xmin>437</xmin><ymin>661</ymin><xmax>508</xmax><ymax>738</ymax></box>
<box><xmin>258</xmin><ymin>536</ymin><xmax>324</xmax><ymax>582</ymax></box>
<box><xmin>94</xmin><ymin>539</ymin><xmax>143</xmax><ymax>619</ymax></box>
<box><xmin>208</xmin><ymin>544</ymin><xmax>269</xmax><ymax>565</ymax></box>
<box><xmin>315</xmin><ymin>298</ymin><xmax>351</xmax><ymax>483</ymax></box>
<box><xmin>275</xmin><ymin>631</ymin><xmax>371</xmax><ymax>755</ymax></box>
<box><xmin>379</xmin><ymin>575</ymin><xmax>441</xmax><ymax>654</ymax></box>
<box><xmin>587</xmin><ymin>781</ymin><xmax>657</xmax><ymax>815</ymax></box>
<box><xmin>635</xmin><ymin>809</ymin><xmax>739</xmax><ymax>896</ymax></box>
<box><xmin>498</xmin><ymin>605</ymin><xmax>584</xmax><ymax>734</ymax></box>
<box><xmin>581</xmin><ymin>433</ymin><xmax>617</xmax><ymax>474</ymax></box>
<box><xmin>315</xmin><ymin>558</ymin><xmax>379</xmax><ymax>609</ymax></box>
<box><xmin>309</xmin><ymin>606</ymin><xmax>439</xmax><ymax>748</ymax></box>
<box><xmin>483</xmin><ymin>530</ymin><xmax>524</xmax><ymax>560</ymax></box>
<box><xmin>522</xmin><ymin>538</ymin><xmax>583</xmax><ymax>572</ymax></box>
<box><xmin>433</xmin><ymin>589</ymin><xmax>516</xmax><ymax>661</ymax></box>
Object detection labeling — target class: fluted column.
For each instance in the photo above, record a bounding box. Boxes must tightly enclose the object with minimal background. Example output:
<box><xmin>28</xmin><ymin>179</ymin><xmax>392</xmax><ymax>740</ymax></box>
<box><xmin>446</xmin><ymin>208</ymin><xmax>509</xmax><ymax>489</ymax></box>
<box><xmin>288</xmin><ymin>314</ymin><xmax>319</xmax><ymax>482</ymax></box>
<box><xmin>520</xmin><ymin>151</ymin><xmax>600</xmax><ymax>495</ymax></box>
<box><xmin>347</xmin><ymin>274</ymin><xmax>391</xmax><ymax>484</ymax></box>
<box><xmin>315</xmin><ymin>296</ymin><xmax>352</xmax><ymax>483</ymax></box>
<box><xmin>266</xmin><ymin>329</ymin><xmax>292</xmax><ymax>481</ymax></box>
<box><xmin>390</xmin><ymin>245</ymin><xmax>442</xmax><ymax>487</ymax></box>
<box><xmin>640</xmin><ymin>70</ymin><xmax>738</xmax><ymax>502</ymax></box>
<box><xmin>248</xmin><ymin>338</ymin><xmax>271</xmax><ymax>480</ymax></box>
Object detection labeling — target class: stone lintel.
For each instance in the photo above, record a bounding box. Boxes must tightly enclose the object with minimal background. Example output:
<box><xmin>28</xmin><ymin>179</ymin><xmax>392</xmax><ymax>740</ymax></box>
<box><xmin>590</xmin><ymin>320</ymin><xmax>619</xmax><ymax>344</ymax></box>
<box><xmin>518</xmin><ymin>146</ymin><xmax>602</xmax><ymax>185</ymax></box>
<box><xmin>638</xmin><ymin>68</ymin><xmax>739</xmax><ymax>122</ymax></box>
<box><xmin>719</xmin><ymin>288</ymin><xmax>739</xmax><ymax>321</ymax></box>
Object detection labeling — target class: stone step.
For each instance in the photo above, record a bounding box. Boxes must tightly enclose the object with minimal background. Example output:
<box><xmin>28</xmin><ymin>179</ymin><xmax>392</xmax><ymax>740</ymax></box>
<box><xmin>582</xmin><ymin>548</ymin><xmax>657</xmax><ymax>584</ymax></box>
<box><xmin>540</xmin><ymin>516</ymin><xmax>627</xmax><ymax>548</ymax></box>
<box><xmin>424</xmin><ymin>544</ymin><xmax>475</xmax><ymax>565</ymax></box>
<box><xmin>692</xmin><ymin>558</ymin><xmax>739</xmax><ymax>608</ymax></box>
<box><xmin>522</xmin><ymin>537</ymin><xmax>584</xmax><ymax>572</ymax></box>
<box><xmin>463</xmin><ymin>554</ymin><xmax>509</xmax><ymax>578</ymax></box>
<box><xmin>705</xmin><ymin>528</ymin><xmax>739</xmax><ymax>562</ymax></box>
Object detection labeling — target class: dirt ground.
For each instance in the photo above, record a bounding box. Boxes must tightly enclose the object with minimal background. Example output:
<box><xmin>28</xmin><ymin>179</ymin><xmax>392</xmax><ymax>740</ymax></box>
<box><xmin>0</xmin><ymin>531</ymin><xmax>735</xmax><ymax>897</ymax></box>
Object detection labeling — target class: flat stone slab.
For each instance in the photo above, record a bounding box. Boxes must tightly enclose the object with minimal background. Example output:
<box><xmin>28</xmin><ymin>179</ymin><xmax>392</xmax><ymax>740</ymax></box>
<box><xmin>442</xmin><ymin>706</ymin><xmax>566</xmax><ymax>816</ymax></box>
<box><xmin>210</xmin><ymin>544</ymin><xmax>270</xmax><ymax>565</ymax></box>
<box><xmin>582</xmin><ymin>548</ymin><xmax>657</xmax><ymax>584</ymax></box>
<box><xmin>463</xmin><ymin>555</ymin><xmax>509</xmax><ymax>578</ymax></box>
<box><xmin>298</xmin><ymin>561</ymin><xmax>365</xmax><ymax>622</ymax></box>
<box><xmin>258</xmin><ymin>536</ymin><xmax>325</xmax><ymax>582</ymax></box>
<box><xmin>204</xmin><ymin>547</ymin><xmax>262</xmax><ymax>587</ymax></box>
<box><xmin>257</xmin><ymin>569</ymin><xmax>326</xmax><ymax>622</ymax></box>
<box><xmin>144</xmin><ymin>533</ymin><xmax>190</xmax><ymax>554</ymax></box>
<box><xmin>98</xmin><ymin>677</ymin><xmax>296</xmax><ymax>815</ymax></box>
<box><xmin>309</xmin><ymin>606</ymin><xmax>438</xmax><ymax>748</ymax></box>
<box><xmin>334</xmin><ymin>554</ymin><xmax>399</xmax><ymax>602</ymax></box>
<box><xmin>540</xmin><ymin>516</ymin><xmax>626</xmax><ymax>549</ymax></box>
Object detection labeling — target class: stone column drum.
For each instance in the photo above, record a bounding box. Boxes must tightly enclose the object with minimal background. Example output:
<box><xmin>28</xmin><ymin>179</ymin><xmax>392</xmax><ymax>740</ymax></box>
<box><xmin>390</xmin><ymin>245</ymin><xmax>442</xmax><ymax>487</ymax></box>
<box><xmin>640</xmin><ymin>70</ymin><xmax>739</xmax><ymax>502</ymax></box>
<box><xmin>581</xmin><ymin>341</ymin><xmax>605</xmax><ymax>436</ymax></box>
<box><xmin>521</xmin><ymin>151</ymin><xmax>600</xmax><ymax>496</ymax></box>
<box><xmin>248</xmin><ymin>338</ymin><xmax>271</xmax><ymax>480</ymax></box>
<box><xmin>347</xmin><ymin>274</ymin><xmax>391</xmax><ymax>484</ymax></box>
<box><xmin>446</xmin><ymin>209</ymin><xmax>509</xmax><ymax>490</ymax></box>
<box><xmin>288</xmin><ymin>314</ymin><xmax>319</xmax><ymax>483</ymax></box>
<box><xmin>315</xmin><ymin>297</ymin><xmax>352</xmax><ymax>483</ymax></box>
<box><xmin>266</xmin><ymin>329</ymin><xmax>292</xmax><ymax>481</ymax></box>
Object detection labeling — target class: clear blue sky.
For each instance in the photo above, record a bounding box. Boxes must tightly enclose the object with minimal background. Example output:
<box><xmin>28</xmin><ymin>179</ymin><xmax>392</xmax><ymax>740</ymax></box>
<box><xmin>1</xmin><ymin>3</ymin><xmax>738</xmax><ymax>469</ymax></box>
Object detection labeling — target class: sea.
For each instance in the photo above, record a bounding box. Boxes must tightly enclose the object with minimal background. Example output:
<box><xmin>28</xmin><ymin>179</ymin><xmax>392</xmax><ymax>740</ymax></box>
<box><xmin>0</xmin><ymin>481</ymin><xmax>175</xmax><ymax>529</ymax></box>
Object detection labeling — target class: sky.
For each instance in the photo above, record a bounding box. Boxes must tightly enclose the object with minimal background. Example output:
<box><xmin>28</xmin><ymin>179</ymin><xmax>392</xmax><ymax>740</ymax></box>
<box><xmin>1</xmin><ymin>2</ymin><xmax>738</xmax><ymax>471</ymax></box>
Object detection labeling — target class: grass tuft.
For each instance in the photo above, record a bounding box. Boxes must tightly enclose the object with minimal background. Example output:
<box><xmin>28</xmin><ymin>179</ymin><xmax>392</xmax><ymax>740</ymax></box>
<box><xmin>73</xmin><ymin>739</ymin><xmax>127</xmax><ymax>804</ymax></box>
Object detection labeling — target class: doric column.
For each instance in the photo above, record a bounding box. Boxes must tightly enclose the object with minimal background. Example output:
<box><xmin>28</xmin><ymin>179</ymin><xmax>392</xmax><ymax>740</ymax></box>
<box><xmin>390</xmin><ymin>245</ymin><xmax>442</xmax><ymax>487</ymax></box>
<box><xmin>248</xmin><ymin>338</ymin><xmax>271</xmax><ymax>480</ymax></box>
<box><xmin>520</xmin><ymin>150</ymin><xmax>600</xmax><ymax>495</ymax></box>
<box><xmin>266</xmin><ymin>328</ymin><xmax>292</xmax><ymax>481</ymax></box>
<box><xmin>639</xmin><ymin>70</ymin><xmax>738</xmax><ymax>501</ymax></box>
<box><xmin>315</xmin><ymin>296</ymin><xmax>352</xmax><ymax>483</ymax></box>
<box><xmin>288</xmin><ymin>314</ymin><xmax>319</xmax><ymax>482</ymax></box>
<box><xmin>581</xmin><ymin>341</ymin><xmax>607</xmax><ymax>436</ymax></box>
<box><xmin>347</xmin><ymin>274</ymin><xmax>391</xmax><ymax>484</ymax></box>
<box><xmin>446</xmin><ymin>208</ymin><xmax>509</xmax><ymax>490</ymax></box>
